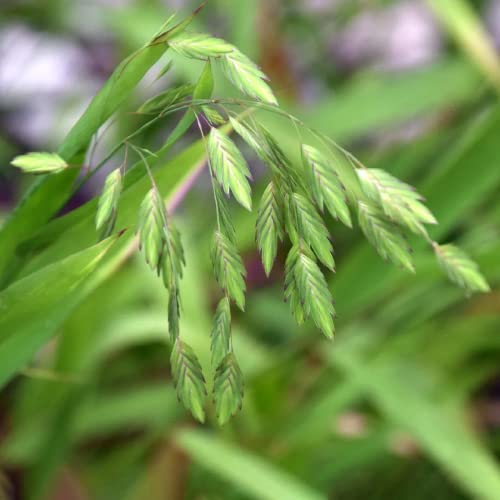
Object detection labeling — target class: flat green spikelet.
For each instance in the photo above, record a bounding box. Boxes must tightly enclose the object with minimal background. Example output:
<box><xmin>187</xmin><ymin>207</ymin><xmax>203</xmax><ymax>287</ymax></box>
<box><xmin>285</xmin><ymin>243</ymin><xmax>336</xmax><ymax>339</ymax></box>
<box><xmin>171</xmin><ymin>338</ymin><xmax>207</xmax><ymax>423</ymax></box>
<box><xmin>357</xmin><ymin>168</ymin><xmax>437</xmax><ymax>236</ymax></box>
<box><xmin>287</xmin><ymin>193</ymin><xmax>335</xmax><ymax>271</ymax></box>
<box><xmin>213</xmin><ymin>184</ymin><xmax>237</xmax><ymax>243</ymax></box>
<box><xmin>208</xmin><ymin>128</ymin><xmax>253</xmax><ymax>211</ymax></box>
<box><xmin>256</xmin><ymin>182</ymin><xmax>284</xmax><ymax>276</ymax></box>
<box><xmin>138</xmin><ymin>189</ymin><xmax>168</xmax><ymax>274</ymax></box>
<box><xmin>169</xmin><ymin>32</ymin><xmax>234</xmax><ymax>59</ymax></box>
<box><xmin>211</xmin><ymin>230</ymin><xmax>247</xmax><ymax>311</ymax></box>
<box><xmin>202</xmin><ymin>106</ymin><xmax>226</xmax><ymax>125</ymax></box>
<box><xmin>211</xmin><ymin>297</ymin><xmax>231</xmax><ymax>368</ymax></box>
<box><xmin>284</xmin><ymin>263</ymin><xmax>306</xmax><ymax>326</ymax></box>
<box><xmin>302</xmin><ymin>145</ymin><xmax>352</xmax><ymax>228</ymax></box>
<box><xmin>213</xmin><ymin>353</ymin><xmax>244</xmax><ymax>426</ymax></box>
<box><xmin>11</xmin><ymin>152</ymin><xmax>68</xmax><ymax>174</ymax></box>
<box><xmin>160</xmin><ymin>221</ymin><xmax>184</xmax><ymax>293</ymax></box>
<box><xmin>220</xmin><ymin>48</ymin><xmax>278</xmax><ymax>105</ymax></box>
<box><xmin>168</xmin><ymin>220</ymin><xmax>186</xmax><ymax>278</ymax></box>
<box><xmin>96</xmin><ymin>169</ymin><xmax>123</xmax><ymax>240</ymax></box>
<box><xmin>434</xmin><ymin>243</ymin><xmax>490</xmax><ymax>295</ymax></box>
<box><xmin>229</xmin><ymin>118</ymin><xmax>272</xmax><ymax>164</ymax></box>
<box><xmin>160</xmin><ymin>221</ymin><xmax>185</xmax><ymax>343</ymax></box>
<box><xmin>358</xmin><ymin>201</ymin><xmax>415</xmax><ymax>273</ymax></box>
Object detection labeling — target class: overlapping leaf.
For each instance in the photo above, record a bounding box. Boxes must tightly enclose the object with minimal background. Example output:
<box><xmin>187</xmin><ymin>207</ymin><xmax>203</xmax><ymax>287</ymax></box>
<box><xmin>208</xmin><ymin>128</ymin><xmax>252</xmax><ymax>211</ymax></box>
<box><xmin>213</xmin><ymin>353</ymin><xmax>244</xmax><ymax>425</ymax></box>
<box><xmin>434</xmin><ymin>243</ymin><xmax>490</xmax><ymax>294</ymax></box>
<box><xmin>302</xmin><ymin>145</ymin><xmax>352</xmax><ymax>228</ymax></box>
<box><xmin>211</xmin><ymin>231</ymin><xmax>246</xmax><ymax>311</ymax></box>
<box><xmin>256</xmin><ymin>182</ymin><xmax>284</xmax><ymax>276</ymax></box>
<box><xmin>357</xmin><ymin>168</ymin><xmax>437</xmax><ymax>236</ymax></box>
<box><xmin>358</xmin><ymin>201</ymin><xmax>415</xmax><ymax>272</ymax></box>
<box><xmin>170</xmin><ymin>338</ymin><xmax>207</xmax><ymax>423</ymax></box>
<box><xmin>285</xmin><ymin>243</ymin><xmax>336</xmax><ymax>338</ymax></box>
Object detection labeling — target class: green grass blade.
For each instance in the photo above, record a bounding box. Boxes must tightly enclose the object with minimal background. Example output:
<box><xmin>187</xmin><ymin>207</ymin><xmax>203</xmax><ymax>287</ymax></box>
<box><xmin>0</xmin><ymin>14</ymin><xmax>185</xmax><ymax>288</ymax></box>
<box><xmin>428</xmin><ymin>0</ymin><xmax>500</xmax><ymax>90</ymax></box>
<box><xmin>301</xmin><ymin>59</ymin><xmax>480</xmax><ymax>142</ymax></box>
<box><xmin>330</xmin><ymin>343</ymin><xmax>500</xmax><ymax>500</ymax></box>
<box><xmin>176</xmin><ymin>430</ymin><xmax>326</xmax><ymax>500</ymax></box>
<box><xmin>0</xmin><ymin>236</ymin><xmax>119</xmax><ymax>388</ymax></box>
<box><xmin>19</xmin><ymin>135</ymin><xmax>211</xmax><ymax>277</ymax></box>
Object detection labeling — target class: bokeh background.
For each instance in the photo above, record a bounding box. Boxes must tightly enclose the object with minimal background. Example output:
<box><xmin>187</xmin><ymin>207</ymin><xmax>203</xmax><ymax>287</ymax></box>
<box><xmin>1</xmin><ymin>0</ymin><xmax>500</xmax><ymax>499</ymax></box>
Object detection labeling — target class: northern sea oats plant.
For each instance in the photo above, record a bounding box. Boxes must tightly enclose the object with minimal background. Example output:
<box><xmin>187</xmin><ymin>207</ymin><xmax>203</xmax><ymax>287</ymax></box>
<box><xmin>9</xmin><ymin>5</ymin><xmax>489</xmax><ymax>425</ymax></box>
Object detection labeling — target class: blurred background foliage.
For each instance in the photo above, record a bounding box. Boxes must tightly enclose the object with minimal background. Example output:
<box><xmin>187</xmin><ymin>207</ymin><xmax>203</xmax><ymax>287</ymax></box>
<box><xmin>1</xmin><ymin>0</ymin><xmax>500</xmax><ymax>499</ymax></box>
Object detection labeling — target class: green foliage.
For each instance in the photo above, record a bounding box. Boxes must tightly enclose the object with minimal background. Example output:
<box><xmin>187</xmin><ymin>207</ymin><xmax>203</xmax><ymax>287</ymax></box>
<box><xmin>358</xmin><ymin>201</ymin><xmax>415</xmax><ymax>272</ymax></box>
<box><xmin>0</xmin><ymin>236</ymin><xmax>118</xmax><ymax>388</ymax></box>
<box><xmin>2</xmin><ymin>3</ymin><xmax>492</xmax><ymax>436</ymax></box>
<box><xmin>177</xmin><ymin>430</ymin><xmax>325</xmax><ymax>500</ymax></box>
<box><xmin>1</xmin><ymin>4</ymin><xmax>500</xmax><ymax>500</ymax></box>
<box><xmin>0</xmin><ymin>12</ymin><xmax>181</xmax><ymax>285</ymax></box>
<box><xmin>213</xmin><ymin>353</ymin><xmax>244</xmax><ymax>425</ymax></box>
<box><xmin>211</xmin><ymin>231</ymin><xmax>246</xmax><ymax>311</ymax></box>
<box><xmin>208</xmin><ymin>128</ymin><xmax>252</xmax><ymax>211</ymax></box>
<box><xmin>170</xmin><ymin>338</ymin><xmax>207</xmax><ymax>423</ymax></box>
<box><xmin>10</xmin><ymin>152</ymin><xmax>68</xmax><ymax>174</ymax></box>
<box><xmin>434</xmin><ymin>243</ymin><xmax>490</xmax><ymax>294</ymax></box>
<box><xmin>428</xmin><ymin>0</ymin><xmax>500</xmax><ymax>90</ymax></box>
<box><xmin>96</xmin><ymin>169</ymin><xmax>123</xmax><ymax>240</ymax></box>
<box><xmin>285</xmin><ymin>243</ymin><xmax>335</xmax><ymax>339</ymax></box>
<box><xmin>256</xmin><ymin>181</ymin><xmax>284</xmax><ymax>276</ymax></box>
<box><xmin>302</xmin><ymin>145</ymin><xmax>352</xmax><ymax>228</ymax></box>
<box><xmin>357</xmin><ymin>168</ymin><xmax>437</xmax><ymax>236</ymax></box>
